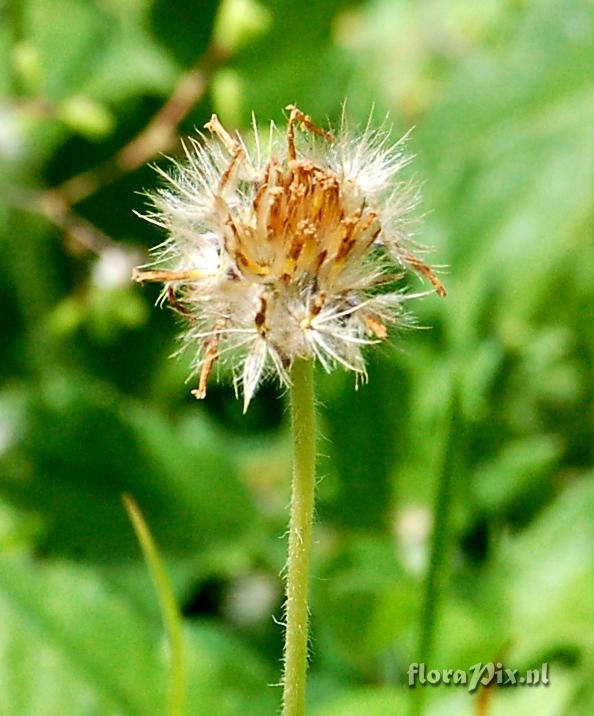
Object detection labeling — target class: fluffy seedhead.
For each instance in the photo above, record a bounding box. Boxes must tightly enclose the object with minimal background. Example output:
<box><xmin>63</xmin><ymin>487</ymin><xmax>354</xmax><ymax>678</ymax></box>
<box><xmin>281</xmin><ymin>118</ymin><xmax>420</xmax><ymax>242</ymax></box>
<box><xmin>133</xmin><ymin>105</ymin><xmax>445</xmax><ymax>410</ymax></box>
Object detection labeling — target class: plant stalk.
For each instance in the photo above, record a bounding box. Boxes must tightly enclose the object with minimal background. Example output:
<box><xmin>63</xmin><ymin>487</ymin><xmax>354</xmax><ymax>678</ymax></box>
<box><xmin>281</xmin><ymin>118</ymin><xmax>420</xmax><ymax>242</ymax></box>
<box><xmin>123</xmin><ymin>495</ymin><xmax>186</xmax><ymax>716</ymax></box>
<box><xmin>410</xmin><ymin>382</ymin><xmax>460</xmax><ymax>716</ymax></box>
<box><xmin>282</xmin><ymin>358</ymin><xmax>317</xmax><ymax>716</ymax></box>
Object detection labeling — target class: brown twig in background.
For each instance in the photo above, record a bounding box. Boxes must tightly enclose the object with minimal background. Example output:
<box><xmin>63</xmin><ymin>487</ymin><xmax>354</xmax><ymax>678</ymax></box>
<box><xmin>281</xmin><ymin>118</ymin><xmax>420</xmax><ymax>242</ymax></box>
<box><xmin>56</xmin><ymin>44</ymin><xmax>228</xmax><ymax>206</ymax></box>
<box><xmin>2</xmin><ymin>43</ymin><xmax>227</xmax><ymax>258</ymax></box>
<box><xmin>6</xmin><ymin>97</ymin><xmax>57</xmax><ymax>119</ymax></box>
<box><xmin>473</xmin><ymin>643</ymin><xmax>512</xmax><ymax>716</ymax></box>
<box><xmin>474</xmin><ymin>681</ymin><xmax>495</xmax><ymax>716</ymax></box>
<box><xmin>37</xmin><ymin>191</ymin><xmax>118</xmax><ymax>255</ymax></box>
<box><xmin>2</xmin><ymin>184</ymin><xmax>118</xmax><ymax>255</ymax></box>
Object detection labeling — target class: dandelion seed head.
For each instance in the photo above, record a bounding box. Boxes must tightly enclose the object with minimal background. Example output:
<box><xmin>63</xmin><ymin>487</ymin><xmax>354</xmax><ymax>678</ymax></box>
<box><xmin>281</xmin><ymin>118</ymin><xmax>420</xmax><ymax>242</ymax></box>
<box><xmin>133</xmin><ymin>105</ymin><xmax>445</xmax><ymax>409</ymax></box>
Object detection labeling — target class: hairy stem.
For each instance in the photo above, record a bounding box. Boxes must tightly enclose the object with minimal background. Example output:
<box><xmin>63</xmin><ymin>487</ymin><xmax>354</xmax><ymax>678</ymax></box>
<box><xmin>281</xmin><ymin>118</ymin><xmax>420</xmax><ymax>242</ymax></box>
<box><xmin>283</xmin><ymin>359</ymin><xmax>317</xmax><ymax>716</ymax></box>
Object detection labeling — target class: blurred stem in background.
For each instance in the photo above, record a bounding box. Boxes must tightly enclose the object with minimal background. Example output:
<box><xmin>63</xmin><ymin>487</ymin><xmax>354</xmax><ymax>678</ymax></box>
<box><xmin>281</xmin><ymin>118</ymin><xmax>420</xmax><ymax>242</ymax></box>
<box><xmin>411</xmin><ymin>376</ymin><xmax>461</xmax><ymax>716</ymax></box>
<box><xmin>123</xmin><ymin>496</ymin><xmax>186</xmax><ymax>716</ymax></box>
<box><xmin>283</xmin><ymin>359</ymin><xmax>317</xmax><ymax>716</ymax></box>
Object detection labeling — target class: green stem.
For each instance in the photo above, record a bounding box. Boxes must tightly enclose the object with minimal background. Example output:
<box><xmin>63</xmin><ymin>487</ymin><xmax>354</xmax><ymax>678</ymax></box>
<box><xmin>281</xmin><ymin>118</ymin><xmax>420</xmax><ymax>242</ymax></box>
<box><xmin>410</xmin><ymin>383</ymin><xmax>460</xmax><ymax>716</ymax></box>
<box><xmin>282</xmin><ymin>359</ymin><xmax>317</xmax><ymax>716</ymax></box>
<box><xmin>123</xmin><ymin>495</ymin><xmax>186</xmax><ymax>716</ymax></box>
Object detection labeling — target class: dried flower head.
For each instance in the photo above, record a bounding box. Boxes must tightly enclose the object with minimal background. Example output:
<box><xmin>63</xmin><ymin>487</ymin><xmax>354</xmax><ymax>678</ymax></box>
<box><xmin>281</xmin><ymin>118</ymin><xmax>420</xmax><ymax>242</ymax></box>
<box><xmin>133</xmin><ymin>106</ymin><xmax>445</xmax><ymax>410</ymax></box>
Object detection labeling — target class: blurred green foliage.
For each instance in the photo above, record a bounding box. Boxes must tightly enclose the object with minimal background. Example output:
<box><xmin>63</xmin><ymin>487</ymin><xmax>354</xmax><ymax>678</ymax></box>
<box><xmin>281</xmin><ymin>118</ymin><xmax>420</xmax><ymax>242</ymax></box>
<box><xmin>0</xmin><ymin>0</ymin><xmax>593</xmax><ymax>714</ymax></box>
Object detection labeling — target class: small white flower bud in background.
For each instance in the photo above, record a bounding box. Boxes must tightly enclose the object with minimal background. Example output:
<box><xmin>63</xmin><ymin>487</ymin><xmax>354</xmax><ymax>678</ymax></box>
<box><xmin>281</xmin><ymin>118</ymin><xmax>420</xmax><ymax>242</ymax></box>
<box><xmin>223</xmin><ymin>572</ymin><xmax>279</xmax><ymax>627</ymax></box>
<box><xmin>93</xmin><ymin>247</ymin><xmax>143</xmax><ymax>291</ymax></box>
<box><xmin>394</xmin><ymin>504</ymin><xmax>433</xmax><ymax>575</ymax></box>
<box><xmin>0</xmin><ymin>104</ymin><xmax>24</xmax><ymax>160</ymax></box>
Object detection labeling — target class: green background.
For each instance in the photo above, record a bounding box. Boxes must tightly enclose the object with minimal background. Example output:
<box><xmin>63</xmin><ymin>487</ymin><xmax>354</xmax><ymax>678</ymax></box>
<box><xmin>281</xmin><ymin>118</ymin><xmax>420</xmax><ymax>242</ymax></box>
<box><xmin>0</xmin><ymin>0</ymin><xmax>593</xmax><ymax>714</ymax></box>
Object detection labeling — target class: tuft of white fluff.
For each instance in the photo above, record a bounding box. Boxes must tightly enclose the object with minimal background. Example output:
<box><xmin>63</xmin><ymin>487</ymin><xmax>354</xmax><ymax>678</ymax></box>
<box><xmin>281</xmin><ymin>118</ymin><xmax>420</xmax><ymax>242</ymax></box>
<box><xmin>133</xmin><ymin>106</ymin><xmax>445</xmax><ymax>410</ymax></box>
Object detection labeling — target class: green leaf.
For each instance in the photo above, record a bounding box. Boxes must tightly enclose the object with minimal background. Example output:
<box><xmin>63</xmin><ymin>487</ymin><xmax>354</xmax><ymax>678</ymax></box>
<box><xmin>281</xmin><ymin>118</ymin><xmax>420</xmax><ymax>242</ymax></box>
<box><xmin>184</xmin><ymin>622</ymin><xmax>277</xmax><ymax>716</ymax></box>
<box><xmin>312</xmin><ymin>687</ymin><xmax>407</xmax><ymax>716</ymax></box>
<box><xmin>26</xmin><ymin>0</ymin><xmax>113</xmax><ymax>100</ymax></box>
<box><xmin>150</xmin><ymin>0</ymin><xmax>220</xmax><ymax>67</ymax></box>
<box><xmin>0</xmin><ymin>557</ymin><xmax>164</xmax><ymax>716</ymax></box>
<box><xmin>0</xmin><ymin>377</ymin><xmax>258</xmax><ymax>562</ymax></box>
<box><xmin>0</xmin><ymin>557</ymin><xmax>278</xmax><ymax>716</ymax></box>
<box><xmin>230</xmin><ymin>0</ymin><xmax>356</xmax><ymax>124</ymax></box>
<box><xmin>472</xmin><ymin>435</ymin><xmax>563</xmax><ymax>513</ymax></box>
<box><xmin>499</xmin><ymin>478</ymin><xmax>594</xmax><ymax>662</ymax></box>
<box><xmin>318</xmin><ymin>354</ymin><xmax>408</xmax><ymax>530</ymax></box>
